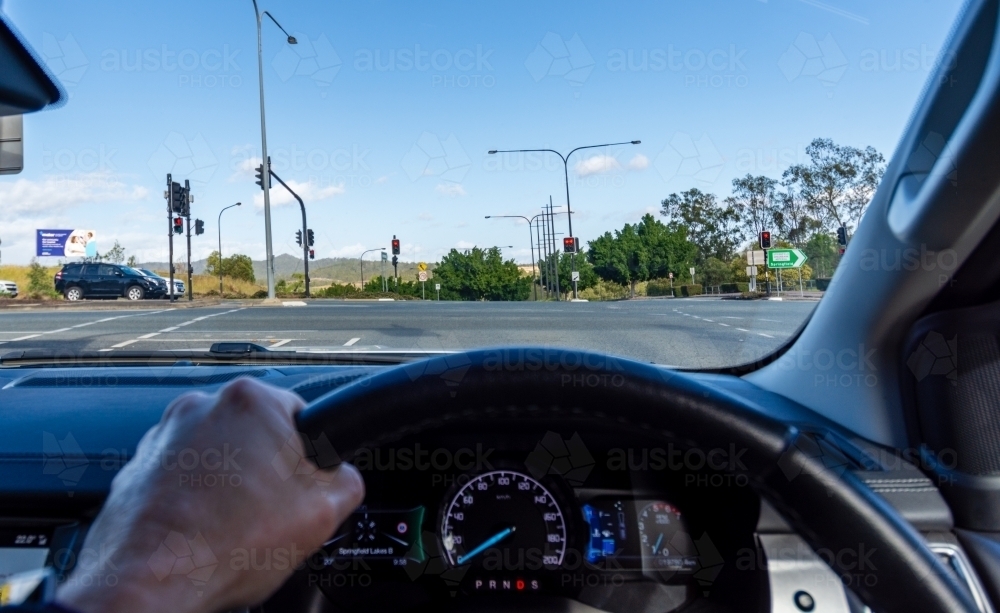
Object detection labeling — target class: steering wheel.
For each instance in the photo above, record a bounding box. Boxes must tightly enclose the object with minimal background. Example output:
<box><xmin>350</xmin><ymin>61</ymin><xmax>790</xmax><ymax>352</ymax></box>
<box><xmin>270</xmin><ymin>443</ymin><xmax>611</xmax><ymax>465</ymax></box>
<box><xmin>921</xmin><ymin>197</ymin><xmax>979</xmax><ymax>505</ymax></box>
<box><xmin>295</xmin><ymin>348</ymin><xmax>977</xmax><ymax>613</ymax></box>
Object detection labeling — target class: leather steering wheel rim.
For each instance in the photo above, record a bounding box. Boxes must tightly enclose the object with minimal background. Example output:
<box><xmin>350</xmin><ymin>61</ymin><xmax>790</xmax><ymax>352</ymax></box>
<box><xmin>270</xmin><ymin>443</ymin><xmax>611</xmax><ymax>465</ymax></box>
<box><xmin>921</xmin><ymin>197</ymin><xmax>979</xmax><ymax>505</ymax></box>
<box><xmin>295</xmin><ymin>348</ymin><xmax>977</xmax><ymax>613</ymax></box>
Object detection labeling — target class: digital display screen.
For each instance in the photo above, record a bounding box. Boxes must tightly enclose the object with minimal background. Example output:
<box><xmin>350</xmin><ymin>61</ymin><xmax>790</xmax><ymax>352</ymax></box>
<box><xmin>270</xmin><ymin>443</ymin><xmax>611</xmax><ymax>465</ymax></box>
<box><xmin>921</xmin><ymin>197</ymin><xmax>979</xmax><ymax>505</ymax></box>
<box><xmin>582</xmin><ymin>499</ymin><xmax>697</xmax><ymax>572</ymax></box>
<box><xmin>323</xmin><ymin>507</ymin><xmax>425</xmax><ymax>563</ymax></box>
<box><xmin>0</xmin><ymin>529</ymin><xmax>51</xmax><ymax>584</ymax></box>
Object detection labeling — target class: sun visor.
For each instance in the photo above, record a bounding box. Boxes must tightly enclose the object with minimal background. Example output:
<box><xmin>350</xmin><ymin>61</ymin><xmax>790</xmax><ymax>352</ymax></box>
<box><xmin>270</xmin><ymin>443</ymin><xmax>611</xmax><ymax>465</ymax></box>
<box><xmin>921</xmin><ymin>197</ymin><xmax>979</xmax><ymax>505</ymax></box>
<box><xmin>0</xmin><ymin>11</ymin><xmax>65</xmax><ymax>116</ymax></box>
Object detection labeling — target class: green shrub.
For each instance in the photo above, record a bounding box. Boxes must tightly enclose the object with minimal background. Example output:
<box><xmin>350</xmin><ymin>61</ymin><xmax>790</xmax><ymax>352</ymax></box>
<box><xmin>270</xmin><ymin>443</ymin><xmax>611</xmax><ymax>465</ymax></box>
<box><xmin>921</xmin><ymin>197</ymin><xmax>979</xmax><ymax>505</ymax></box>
<box><xmin>720</xmin><ymin>282</ymin><xmax>750</xmax><ymax>294</ymax></box>
<box><xmin>578</xmin><ymin>279</ymin><xmax>630</xmax><ymax>301</ymax></box>
<box><xmin>646</xmin><ymin>279</ymin><xmax>675</xmax><ymax>297</ymax></box>
<box><xmin>680</xmin><ymin>284</ymin><xmax>703</xmax><ymax>297</ymax></box>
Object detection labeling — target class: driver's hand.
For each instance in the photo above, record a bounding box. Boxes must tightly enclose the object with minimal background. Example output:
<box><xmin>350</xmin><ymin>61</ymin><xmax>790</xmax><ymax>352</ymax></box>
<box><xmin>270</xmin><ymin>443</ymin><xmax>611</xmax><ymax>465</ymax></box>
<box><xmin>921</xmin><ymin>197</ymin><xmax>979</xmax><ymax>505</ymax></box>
<box><xmin>54</xmin><ymin>378</ymin><xmax>365</xmax><ymax>613</ymax></box>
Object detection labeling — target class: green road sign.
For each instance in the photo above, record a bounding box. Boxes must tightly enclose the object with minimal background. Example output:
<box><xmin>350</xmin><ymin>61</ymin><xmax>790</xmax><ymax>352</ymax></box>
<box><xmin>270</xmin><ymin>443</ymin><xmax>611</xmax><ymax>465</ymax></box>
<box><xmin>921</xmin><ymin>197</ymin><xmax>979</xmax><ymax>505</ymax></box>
<box><xmin>766</xmin><ymin>248</ymin><xmax>807</xmax><ymax>269</ymax></box>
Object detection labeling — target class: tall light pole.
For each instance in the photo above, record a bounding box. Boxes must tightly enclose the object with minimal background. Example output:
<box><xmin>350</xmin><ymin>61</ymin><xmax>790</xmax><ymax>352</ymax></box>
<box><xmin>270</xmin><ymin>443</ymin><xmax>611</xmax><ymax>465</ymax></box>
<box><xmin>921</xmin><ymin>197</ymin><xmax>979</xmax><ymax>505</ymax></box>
<box><xmin>217</xmin><ymin>202</ymin><xmax>241</xmax><ymax>295</ymax></box>
<box><xmin>488</xmin><ymin>140</ymin><xmax>640</xmax><ymax>299</ymax></box>
<box><xmin>486</xmin><ymin>215</ymin><xmax>541</xmax><ymax>301</ymax></box>
<box><xmin>360</xmin><ymin>248</ymin><xmax>384</xmax><ymax>288</ymax></box>
<box><xmin>252</xmin><ymin>0</ymin><xmax>297</xmax><ymax>300</ymax></box>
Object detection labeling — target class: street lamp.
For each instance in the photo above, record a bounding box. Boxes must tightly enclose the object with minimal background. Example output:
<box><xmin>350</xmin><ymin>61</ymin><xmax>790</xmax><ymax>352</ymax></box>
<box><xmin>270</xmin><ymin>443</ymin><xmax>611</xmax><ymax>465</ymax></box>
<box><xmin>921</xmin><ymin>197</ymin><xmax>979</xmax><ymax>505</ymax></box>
<box><xmin>487</xmin><ymin>214</ymin><xmax>542</xmax><ymax>300</ymax></box>
<box><xmin>251</xmin><ymin>0</ymin><xmax>297</xmax><ymax>300</ymax></box>
<box><xmin>217</xmin><ymin>202</ymin><xmax>242</xmax><ymax>295</ymax></box>
<box><xmin>488</xmin><ymin>140</ymin><xmax>640</xmax><ymax>299</ymax></box>
<box><xmin>360</xmin><ymin>248</ymin><xmax>385</xmax><ymax>288</ymax></box>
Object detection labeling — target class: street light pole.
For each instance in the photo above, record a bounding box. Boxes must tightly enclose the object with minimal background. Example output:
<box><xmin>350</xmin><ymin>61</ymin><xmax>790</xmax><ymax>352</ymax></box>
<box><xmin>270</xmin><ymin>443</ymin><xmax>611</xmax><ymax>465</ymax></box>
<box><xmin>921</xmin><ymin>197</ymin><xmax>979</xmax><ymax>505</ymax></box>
<box><xmin>217</xmin><ymin>202</ymin><xmax>241</xmax><ymax>295</ymax></box>
<box><xmin>360</xmin><ymin>248</ymin><xmax>384</xmax><ymax>288</ymax></box>
<box><xmin>251</xmin><ymin>0</ymin><xmax>297</xmax><ymax>300</ymax></box>
<box><xmin>486</xmin><ymin>214</ymin><xmax>543</xmax><ymax>301</ymax></box>
<box><xmin>488</xmin><ymin>140</ymin><xmax>640</xmax><ymax>299</ymax></box>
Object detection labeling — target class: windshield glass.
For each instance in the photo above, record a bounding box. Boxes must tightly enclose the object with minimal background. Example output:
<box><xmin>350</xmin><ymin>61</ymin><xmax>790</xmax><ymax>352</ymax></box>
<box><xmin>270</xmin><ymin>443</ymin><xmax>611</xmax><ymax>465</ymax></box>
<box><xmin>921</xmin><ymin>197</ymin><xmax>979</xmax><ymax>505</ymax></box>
<box><xmin>0</xmin><ymin>0</ymin><xmax>964</xmax><ymax>367</ymax></box>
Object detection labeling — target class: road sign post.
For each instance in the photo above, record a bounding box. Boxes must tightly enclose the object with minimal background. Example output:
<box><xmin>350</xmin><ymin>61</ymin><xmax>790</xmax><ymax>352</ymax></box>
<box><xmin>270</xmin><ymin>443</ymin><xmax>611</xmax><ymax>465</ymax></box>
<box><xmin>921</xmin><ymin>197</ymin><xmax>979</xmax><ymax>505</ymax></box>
<box><xmin>435</xmin><ymin>283</ymin><xmax>440</xmax><ymax>300</ymax></box>
<box><xmin>418</xmin><ymin>268</ymin><xmax>428</xmax><ymax>299</ymax></box>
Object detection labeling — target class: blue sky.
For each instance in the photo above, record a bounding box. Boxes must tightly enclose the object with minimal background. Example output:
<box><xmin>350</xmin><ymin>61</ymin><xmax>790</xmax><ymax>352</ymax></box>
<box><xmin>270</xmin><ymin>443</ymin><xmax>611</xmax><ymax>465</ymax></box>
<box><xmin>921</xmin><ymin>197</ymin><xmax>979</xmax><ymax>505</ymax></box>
<box><xmin>1</xmin><ymin>0</ymin><xmax>964</xmax><ymax>265</ymax></box>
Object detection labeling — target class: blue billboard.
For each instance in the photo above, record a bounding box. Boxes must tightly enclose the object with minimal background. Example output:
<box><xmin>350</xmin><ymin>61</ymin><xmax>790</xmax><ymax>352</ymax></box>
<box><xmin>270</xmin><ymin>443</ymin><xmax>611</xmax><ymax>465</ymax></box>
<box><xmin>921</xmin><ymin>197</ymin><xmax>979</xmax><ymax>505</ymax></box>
<box><xmin>36</xmin><ymin>229</ymin><xmax>97</xmax><ymax>258</ymax></box>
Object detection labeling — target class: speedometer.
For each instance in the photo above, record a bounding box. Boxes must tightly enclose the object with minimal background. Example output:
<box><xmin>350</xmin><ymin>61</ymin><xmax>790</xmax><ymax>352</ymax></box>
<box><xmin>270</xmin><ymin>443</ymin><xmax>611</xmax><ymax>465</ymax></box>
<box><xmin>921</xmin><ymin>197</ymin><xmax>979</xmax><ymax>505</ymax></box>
<box><xmin>441</xmin><ymin>471</ymin><xmax>566</xmax><ymax>569</ymax></box>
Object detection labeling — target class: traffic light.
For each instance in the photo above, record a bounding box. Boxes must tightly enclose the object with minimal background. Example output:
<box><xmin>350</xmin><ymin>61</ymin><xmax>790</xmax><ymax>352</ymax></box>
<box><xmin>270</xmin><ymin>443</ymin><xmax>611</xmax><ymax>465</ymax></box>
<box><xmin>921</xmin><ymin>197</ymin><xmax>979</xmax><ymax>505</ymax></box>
<box><xmin>295</xmin><ymin>230</ymin><xmax>302</xmax><ymax>246</ymax></box>
<box><xmin>837</xmin><ymin>226</ymin><xmax>847</xmax><ymax>246</ymax></box>
<box><xmin>194</xmin><ymin>219</ymin><xmax>204</xmax><ymax>236</ymax></box>
<box><xmin>309</xmin><ymin>249</ymin><xmax>315</xmax><ymax>260</ymax></box>
<box><xmin>254</xmin><ymin>164</ymin><xmax>269</xmax><ymax>190</ymax></box>
<box><xmin>392</xmin><ymin>255</ymin><xmax>398</xmax><ymax>267</ymax></box>
<box><xmin>759</xmin><ymin>231</ymin><xmax>771</xmax><ymax>249</ymax></box>
<box><xmin>307</xmin><ymin>229</ymin><xmax>314</xmax><ymax>247</ymax></box>
<box><xmin>563</xmin><ymin>237</ymin><xmax>579</xmax><ymax>253</ymax></box>
<box><xmin>391</xmin><ymin>236</ymin><xmax>400</xmax><ymax>255</ymax></box>
<box><xmin>173</xmin><ymin>217</ymin><xmax>184</xmax><ymax>234</ymax></box>
<box><xmin>170</xmin><ymin>182</ymin><xmax>184</xmax><ymax>213</ymax></box>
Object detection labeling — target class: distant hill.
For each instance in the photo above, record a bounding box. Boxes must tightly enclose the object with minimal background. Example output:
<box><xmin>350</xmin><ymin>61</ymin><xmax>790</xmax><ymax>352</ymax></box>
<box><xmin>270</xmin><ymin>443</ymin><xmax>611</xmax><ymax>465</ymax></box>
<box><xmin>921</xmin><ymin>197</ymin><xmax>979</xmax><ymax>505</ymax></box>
<box><xmin>138</xmin><ymin>254</ymin><xmax>433</xmax><ymax>285</ymax></box>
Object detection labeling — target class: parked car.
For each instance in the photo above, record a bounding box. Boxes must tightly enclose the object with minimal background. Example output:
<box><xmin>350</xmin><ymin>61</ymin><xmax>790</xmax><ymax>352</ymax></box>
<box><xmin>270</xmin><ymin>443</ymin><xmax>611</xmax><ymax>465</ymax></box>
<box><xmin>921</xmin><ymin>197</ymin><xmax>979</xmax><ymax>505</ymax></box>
<box><xmin>54</xmin><ymin>263</ymin><xmax>166</xmax><ymax>301</ymax></box>
<box><xmin>0</xmin><ymin>280</ymin><xmax>17</xmax><ymax>298</ymax></box>
<box><xmin>137</xmin><ymin>268</ymin><xmax>185</xmax><ymax>298</ymax></box>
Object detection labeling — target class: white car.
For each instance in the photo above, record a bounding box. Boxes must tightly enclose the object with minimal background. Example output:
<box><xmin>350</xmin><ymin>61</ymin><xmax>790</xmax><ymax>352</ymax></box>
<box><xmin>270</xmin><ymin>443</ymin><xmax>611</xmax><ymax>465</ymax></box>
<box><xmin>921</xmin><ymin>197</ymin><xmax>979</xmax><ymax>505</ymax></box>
<box><xmin>137</xmin><ymin>269</ymin><xmax>185</xmax><ymax>297</ymax></box>
<box><xmin>0</xmin><ymin>280</ymin><xmax>18</xmax><ymax>298</ymax></box>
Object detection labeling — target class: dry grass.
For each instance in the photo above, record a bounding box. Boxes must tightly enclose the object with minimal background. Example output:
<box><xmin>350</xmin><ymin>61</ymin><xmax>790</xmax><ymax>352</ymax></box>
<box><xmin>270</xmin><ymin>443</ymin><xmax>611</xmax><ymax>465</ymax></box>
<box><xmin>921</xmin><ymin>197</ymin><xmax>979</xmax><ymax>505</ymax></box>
<box><xmin>0</xmin><ymin>265</ymin><xmax>265</xmax><ymax>299</ymax></box>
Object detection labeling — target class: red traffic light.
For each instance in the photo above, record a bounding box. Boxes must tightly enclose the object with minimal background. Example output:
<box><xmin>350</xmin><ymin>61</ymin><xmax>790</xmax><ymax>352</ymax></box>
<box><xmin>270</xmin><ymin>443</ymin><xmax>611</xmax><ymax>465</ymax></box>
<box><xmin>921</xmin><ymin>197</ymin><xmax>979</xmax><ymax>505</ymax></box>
<box><xmin>309</xmin><ymin>249</ymin><xmax>315</xmax><ymax>260</ymax></box>
<box><xmin>563</xmin><ymin>237</ymin><xmax>579</xmax><ymax>253</ymax></box>
<box><xmin>391</xmin><ymin>238</ymin><xmax>400</xmax><ymax>255</ymax></box>
<box><xmin>173</xmin><ymin>217</ymin><xmax>184</xmax><ymax>234</ymax></box>
<box><xmin>759</xmin><ymin>231</ymin><xmax>771</xmax><ymax>249</ymax></box>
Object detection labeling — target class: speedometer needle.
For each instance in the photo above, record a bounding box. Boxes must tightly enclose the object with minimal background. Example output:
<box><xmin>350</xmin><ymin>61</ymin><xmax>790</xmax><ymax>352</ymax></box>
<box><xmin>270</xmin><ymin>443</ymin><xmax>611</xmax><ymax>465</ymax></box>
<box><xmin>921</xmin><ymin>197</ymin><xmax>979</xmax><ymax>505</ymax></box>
<box><xmin>456</xmin><ymin>526</ymin><xmax>515</xmax><ymax>565</ymax></box>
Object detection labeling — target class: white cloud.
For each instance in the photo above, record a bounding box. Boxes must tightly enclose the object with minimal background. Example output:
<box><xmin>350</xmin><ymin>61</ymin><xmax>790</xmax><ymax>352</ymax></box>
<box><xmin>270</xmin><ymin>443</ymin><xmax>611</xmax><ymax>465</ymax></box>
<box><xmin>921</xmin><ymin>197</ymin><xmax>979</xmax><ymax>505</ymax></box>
<box><xmin>435</xmin><ymin>183</ymin><xmax>466</xmax><ymax>197</ymax></box>
<box><xmin>574</xmin><ymin>154</ymin><xmax>621</xmax><ymax>177</ymax></box>
<box><xmin>252</xmin><ymin>180</ymin><xmax>346</xmax><ymax>209</ymax></box>
<box><xmin>455</xmin><ymin>240</ymin><xmax>476</xmax><ymax>249</ymax></box>
<box><xmin>0</xmin><ymin>172</ymin><xmax>148</xmax><ymax>218</ymax></box>
<box><xmin>628</xmin><ymin>153</ymin><xmax>650</xmax><ymax>171</ymax></box>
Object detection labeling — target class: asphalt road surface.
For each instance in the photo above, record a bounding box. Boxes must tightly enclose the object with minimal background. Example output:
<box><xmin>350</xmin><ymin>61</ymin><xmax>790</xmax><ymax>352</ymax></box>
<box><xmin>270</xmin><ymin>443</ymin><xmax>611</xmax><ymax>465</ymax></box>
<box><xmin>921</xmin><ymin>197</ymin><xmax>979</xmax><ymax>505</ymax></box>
<box><xmin>0</xmin><ymin>298</ymin><xmax>817</xmax><ymax>368</ymax></box>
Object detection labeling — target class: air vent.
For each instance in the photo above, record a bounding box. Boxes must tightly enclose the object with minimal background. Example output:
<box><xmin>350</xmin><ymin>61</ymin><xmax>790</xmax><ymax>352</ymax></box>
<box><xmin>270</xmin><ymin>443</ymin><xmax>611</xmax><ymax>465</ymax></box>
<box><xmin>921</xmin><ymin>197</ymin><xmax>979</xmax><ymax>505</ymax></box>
<box><xmin>5</xmin><ymin>370</ymin><xmax>268</xmax><ymax>389</ymax></box>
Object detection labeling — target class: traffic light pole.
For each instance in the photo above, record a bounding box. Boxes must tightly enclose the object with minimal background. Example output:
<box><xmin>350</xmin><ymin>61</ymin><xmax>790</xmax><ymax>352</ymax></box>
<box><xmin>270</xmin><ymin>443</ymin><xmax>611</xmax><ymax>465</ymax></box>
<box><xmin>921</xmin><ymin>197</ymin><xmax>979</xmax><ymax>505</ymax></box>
<box><xmin>166</xmin><ymin>174</ymin><xmax>176</xmax><ymax>304</ymax></box>
<box><xmin>268</xmin><ymin>169</ymin><xmax>310</xmax><ymax>298</ymax></box>
<box><xmin>548</xmin><ymin>197</ymin><xmax>560</xmax><ymax>300</ymax></box>
<box><xmin>184</xmin><ymin>180</ymin><xmax>193</xmax><ymax>301</ymax></box>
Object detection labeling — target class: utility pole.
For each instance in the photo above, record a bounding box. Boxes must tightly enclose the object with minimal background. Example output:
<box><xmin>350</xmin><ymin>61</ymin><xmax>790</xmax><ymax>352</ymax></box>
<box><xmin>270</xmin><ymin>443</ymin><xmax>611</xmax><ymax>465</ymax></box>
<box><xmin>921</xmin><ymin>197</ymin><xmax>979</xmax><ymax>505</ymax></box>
<box><xmin>166</xmin><ymin>174</ymin><xmax>175</xmax><ymax>304</ymax></box>
<box><xmin>267</xmin><ymin>167</ymin><xmax>310</xmax><ymax>297</ymax></box>
<box><xmin>548</xmin><ymin>196</ymin><xmax>560</xmax><ymax>300</ymax></box>
<box><xmin>184</xmin><ymin>180</ymin><xmax>193</xmax><ymax>301</ymax></box>
<box><xmin>534</xmin><ymin>217</ymin><xmax>545</xmax><ymax>298</ymax></box>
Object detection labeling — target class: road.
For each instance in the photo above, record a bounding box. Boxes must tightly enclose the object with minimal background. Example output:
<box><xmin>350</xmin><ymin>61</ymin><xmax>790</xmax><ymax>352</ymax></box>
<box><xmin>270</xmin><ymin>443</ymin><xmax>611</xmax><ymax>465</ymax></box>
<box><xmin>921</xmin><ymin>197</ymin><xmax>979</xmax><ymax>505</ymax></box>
<box><xmin>0</xmin><ymin>298</ymin><xmax>816</xmax><ymax>368</ymax></box>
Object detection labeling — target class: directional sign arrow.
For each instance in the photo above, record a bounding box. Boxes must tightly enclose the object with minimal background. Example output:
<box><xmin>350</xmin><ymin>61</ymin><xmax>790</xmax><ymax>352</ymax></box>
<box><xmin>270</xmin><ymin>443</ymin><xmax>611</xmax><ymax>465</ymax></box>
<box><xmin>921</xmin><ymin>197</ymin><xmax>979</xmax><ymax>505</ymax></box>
<box><xmin>766</xmin><ymin>248</ymin><xmax>808</xmax><ymax>269</ymax></box>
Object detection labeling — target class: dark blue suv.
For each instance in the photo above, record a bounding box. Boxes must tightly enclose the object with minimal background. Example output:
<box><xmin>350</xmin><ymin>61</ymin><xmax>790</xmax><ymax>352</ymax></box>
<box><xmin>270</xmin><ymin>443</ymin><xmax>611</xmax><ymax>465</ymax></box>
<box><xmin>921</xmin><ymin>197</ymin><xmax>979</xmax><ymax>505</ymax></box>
<box><xmin>54</xmin><ymin>263</ymin><xmax>166</xmax><ymax>301</ymax></box>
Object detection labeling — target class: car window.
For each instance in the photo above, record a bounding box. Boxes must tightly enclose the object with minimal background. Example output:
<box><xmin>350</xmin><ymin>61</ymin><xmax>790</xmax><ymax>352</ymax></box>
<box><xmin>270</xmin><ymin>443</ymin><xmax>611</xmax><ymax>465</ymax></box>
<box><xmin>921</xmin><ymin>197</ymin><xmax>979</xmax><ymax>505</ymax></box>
<box><xmin>97</xmin><ymin>265</ymin><xmax>116</xmax><ymax>277</ymax></box>
<box><xmin>0</xmin><ymin>0</ymin><xmax>968</xmax><ymax>367</ymax></box>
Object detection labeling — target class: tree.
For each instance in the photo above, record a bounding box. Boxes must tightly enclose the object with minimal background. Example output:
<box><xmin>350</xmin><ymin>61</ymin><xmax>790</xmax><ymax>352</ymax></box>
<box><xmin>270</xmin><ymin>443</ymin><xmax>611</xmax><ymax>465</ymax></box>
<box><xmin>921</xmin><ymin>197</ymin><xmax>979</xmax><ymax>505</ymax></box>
<box><xmin>725</xmin><ymin>174</ymin><xmax>779</xmax><ymax>244</ymax></box>
<box><xmin>433</xmin><ymin>247</ymin><xmax>530</xmax><ymax>301</ymax></box>
<box><xmin>103</xmin><ymin>240</ymin><xmax>126</xmax><ymax>264</ymax></box>
<box><xmin>588</xmin><ymin>214</ymin><xmax>695</xmax><ymax>297</ymax></box>
<box><xmin>206</xmin><ymin>251</ymin><xmax>255</xmax><ymax>283</ymax></box>
<box><xmin>802</xmin><ymin>232</ymin><xmax>840</xmax><ymax>279</ymax></box>
<box><xmin>539</xmin><ymin>252</ymin><xmax>598</xmax><ymax>297</ymax></box>
<box><xmin>700</xmin><ymin>257</ymin><xmax>733</xmax><ymax>288</ymax></box>
<box><xmin>126</xmin><ymin>255</ymin><xmax>138</xmax><ymax>267</ymax></box>
<box><xmin>773</xmin><ymin>182</ymin><xmax>820</xmax><ymax>247</ymax></box>
<box><xmin>27</xmin><ymin>258</ymin><xmax>50</xmax><ymax>295</ymax></box>
<box><xmin>782</xmin><ymin>138</ymin><xmax>886</xmax><ymax>237</ymax></box>
<box><xmin>660</xmin><ymin>188</ymin><xmax>741</xmax><ymax>264</ymax></box>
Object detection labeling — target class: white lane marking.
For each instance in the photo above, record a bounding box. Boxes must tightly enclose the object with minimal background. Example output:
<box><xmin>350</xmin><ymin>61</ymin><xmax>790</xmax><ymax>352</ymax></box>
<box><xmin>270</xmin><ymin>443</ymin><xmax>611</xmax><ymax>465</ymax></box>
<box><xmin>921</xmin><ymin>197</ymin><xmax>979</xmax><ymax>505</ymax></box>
<box><xmin>269</xmin><ymin>339</ymin><xmax>292</xmax><ymax>348</ymax></box>
<box><xmin>0</xmin><ymin>309</ymin><xmax>175</xmax><ymax>344</ymax></box>
<box><xmin>101</xmin><ymin>308</ymin><xmax>245</xmax><ymax>351</ymax></box>
<box><xmin>718</xmin><ymin>323</ymin><xmax>730</xmax><ymax>327</ymax></box>
<box><xmin>722</xmin><ymin>316</ymin><xmax>741</xmax><ymax>319</ymax></box>
<box><xmin>759</xmin><ymin>318</ymin><xmax>779</xmax><ymax>322</ymax></box>
<box><xmin>758</xmin><ymin>333</ymin><xmax>775</xmax><ymax>338</ymax></box>
<box><xmin>737</xmin><ymin>328</ymin><xmax>749</xmax><ymax>332</ymax></box>
<box><xmin>344</xmin><ymin>337</ymin><xmax>361</xmax><ymax>346</ymax></box>
<box><xmin>10</xmin><ymin>334</ymin><xmax>41</xmax><ymax>341</ymax></box>
<box><xmin>702</xmin><ymin>319</ymin><xmax>714</xmax><ymax>322</ymax></box>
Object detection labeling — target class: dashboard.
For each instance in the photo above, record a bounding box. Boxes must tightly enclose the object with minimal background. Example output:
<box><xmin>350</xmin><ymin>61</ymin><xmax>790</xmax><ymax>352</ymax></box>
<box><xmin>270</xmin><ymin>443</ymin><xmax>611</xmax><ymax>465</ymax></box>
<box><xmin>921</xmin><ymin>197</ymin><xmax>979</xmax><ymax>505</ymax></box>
<box><xmin>0</xmin><ymin>362</ymin><xmax>980</xmax><ymax>612</ymax></box>
<box><xmin>296</xmin><ymin>421</ymin><xmax>764</xmax><ymax>612</ymax></box>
